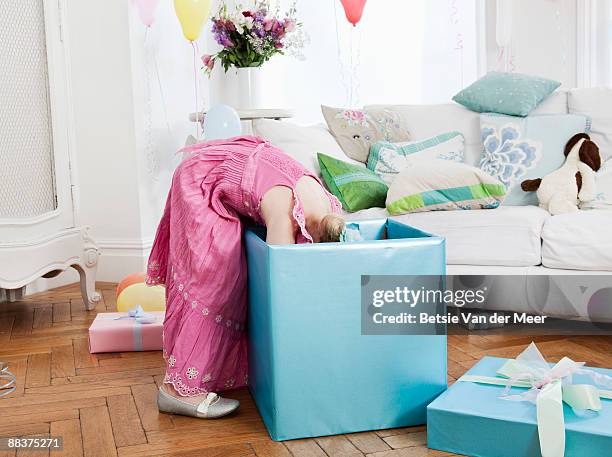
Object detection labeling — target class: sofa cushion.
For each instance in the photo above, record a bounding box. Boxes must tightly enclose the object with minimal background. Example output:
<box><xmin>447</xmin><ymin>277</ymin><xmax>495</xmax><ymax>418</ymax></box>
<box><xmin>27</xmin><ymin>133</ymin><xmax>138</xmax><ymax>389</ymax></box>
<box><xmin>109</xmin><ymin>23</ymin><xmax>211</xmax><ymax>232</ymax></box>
<box><xmin>392</xmin><ymin>206</ymin><xmax>549</xmax><ymax>266</ymax></box>
<box><xmin>581</xmin><ymin>159</ymin><xmax>612</xmax><ymax>210</ymax></box>
<box><xmin>542</xmin><ymin>210</ymin><xmax>612</xmax><ymax>271</ymax></box>
<box><xmin>569</xmin><ymin>87</ymin><xmax>612</xmax><ymax>161</ymax></box>
<box><xmin>452</xmin><ymin>72</ymin><xmax>561</xmax><ymax>117</ymax></box>
<box><xmin>366</xmin><ymin>96</ymin><xmax>568</xmax><ymax>168</ymax></box>
<box><xmin>321</xmin><ymin>106</ymin><xmax>411</xmax><ymax>163</ymax></box>
<box><xmin>318</xmin><ymin>153</ymin><xmax>388</xmax><ymax>212</ymax></box>
<box><xmin>367</xmin><ymin>132</ymin><xmax>465</xmax><ymax>184</ymax></box>
<box><xmin>479</xmin><ymin>113</ymin><xmax>591</xmax><ymax>206</ymax></box>
<box><xmin>252</xmin><ymin>119</ymin><xmax>363</xmax><ymax>175</ymax></box>
<box><xmin>386</xmin><ymin>160</ymin><xmax>505</xmax><ymax>215</ymax></box>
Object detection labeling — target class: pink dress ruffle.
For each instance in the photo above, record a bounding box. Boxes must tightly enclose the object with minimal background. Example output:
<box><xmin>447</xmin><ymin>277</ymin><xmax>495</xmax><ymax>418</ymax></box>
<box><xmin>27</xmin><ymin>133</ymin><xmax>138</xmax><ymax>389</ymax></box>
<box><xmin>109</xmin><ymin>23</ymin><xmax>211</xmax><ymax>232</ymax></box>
<box><xmin>146</xmin><ymin>136</ymin><xmax>341</xmax><ymax>396</ymax></box>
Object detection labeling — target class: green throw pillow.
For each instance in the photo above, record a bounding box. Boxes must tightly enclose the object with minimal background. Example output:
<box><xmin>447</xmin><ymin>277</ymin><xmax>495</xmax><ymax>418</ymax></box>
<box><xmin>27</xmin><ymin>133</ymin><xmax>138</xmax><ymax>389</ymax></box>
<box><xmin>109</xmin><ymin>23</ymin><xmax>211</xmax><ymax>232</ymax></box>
<box><xmin>317</xmin><ymin>153</ymin><xmax>388</xmax><ymax>212</ymax></box>
<box><xmin>452</xmin><ymin>72</ymin><xmax>561</xmax><ymax>117</ymax></box>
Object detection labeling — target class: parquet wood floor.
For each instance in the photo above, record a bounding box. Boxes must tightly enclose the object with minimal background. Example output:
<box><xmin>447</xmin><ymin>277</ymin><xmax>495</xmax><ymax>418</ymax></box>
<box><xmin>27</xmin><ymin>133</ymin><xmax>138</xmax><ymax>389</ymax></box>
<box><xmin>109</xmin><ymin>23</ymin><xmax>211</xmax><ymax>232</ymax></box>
<box><xmin>1</xmin><ymin>283</ymin><xmax>609</xmax><ymax>457</ymax></box>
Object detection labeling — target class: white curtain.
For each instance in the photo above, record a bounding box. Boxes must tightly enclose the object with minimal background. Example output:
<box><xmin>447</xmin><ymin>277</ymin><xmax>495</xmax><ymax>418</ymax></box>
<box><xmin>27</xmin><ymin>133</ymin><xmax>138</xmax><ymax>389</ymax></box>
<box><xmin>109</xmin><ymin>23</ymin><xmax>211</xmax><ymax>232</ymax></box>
<box><xmin>589</xmin><ymin>0</ymin><xmax>612</xmax><ymax>86</ymax></box>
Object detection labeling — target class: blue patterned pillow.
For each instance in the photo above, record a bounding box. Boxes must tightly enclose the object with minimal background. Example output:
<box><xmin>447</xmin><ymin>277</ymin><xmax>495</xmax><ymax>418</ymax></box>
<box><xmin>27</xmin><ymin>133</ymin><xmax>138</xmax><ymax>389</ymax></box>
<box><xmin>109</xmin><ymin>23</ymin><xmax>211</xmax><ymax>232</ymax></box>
<box><xmin>479</xmin><ymin>114</ymin><xmax>591</xmax><ymax>206</ymax></box>
<box><xmin>453</xmin><ymin>72</ymin><xmax>561</xmax><ymax>117</ymax></box>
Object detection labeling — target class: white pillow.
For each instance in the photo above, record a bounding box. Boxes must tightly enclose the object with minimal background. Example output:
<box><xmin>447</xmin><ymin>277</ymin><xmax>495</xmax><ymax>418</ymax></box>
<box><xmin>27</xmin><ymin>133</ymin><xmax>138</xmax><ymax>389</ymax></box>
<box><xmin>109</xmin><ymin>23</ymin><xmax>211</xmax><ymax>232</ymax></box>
<box><xmin>581</xmin><ymin>159</ymin><xmax>612</xmax><ymax>210</ymax></box>
<box><xmin>252</xmin><ymin>119</ymin><xmax>363</xmax><ymax>175</ymax></box>
<box><xmin>366</xmin><ymin>103</ymin><xmax>482</xmax><ymax>167</ymax></box>
<box><xmin>386</xmin><ymin>159</ymin><xmax>506</xmax><ymax>215</ymax></box>
<box><xmin>367</xmin><ymin>132</ymin><xmax>465</xmax><ymax>184</ymax></box>
<box><xmin>569</xmin><ymin>87</ymin><xmax>612</xmax><ymax>161</ymax></box>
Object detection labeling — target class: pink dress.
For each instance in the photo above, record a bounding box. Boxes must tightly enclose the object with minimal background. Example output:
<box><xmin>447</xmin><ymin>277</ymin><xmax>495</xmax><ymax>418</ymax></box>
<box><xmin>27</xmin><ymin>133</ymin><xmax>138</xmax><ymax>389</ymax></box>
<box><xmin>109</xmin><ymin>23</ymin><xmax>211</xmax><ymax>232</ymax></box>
<box><xmin>146</xmin><ymin>135</ymin><xmax>341</xmax><ymax>396</ymax></box>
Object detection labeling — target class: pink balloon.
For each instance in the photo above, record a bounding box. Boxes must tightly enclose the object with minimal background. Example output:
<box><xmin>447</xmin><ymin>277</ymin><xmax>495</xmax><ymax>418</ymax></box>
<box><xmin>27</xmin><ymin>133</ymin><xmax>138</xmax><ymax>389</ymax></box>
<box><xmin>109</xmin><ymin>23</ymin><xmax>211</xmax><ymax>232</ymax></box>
<box><xmin>340</xmin><ymin>0</ymin><xmax>367</xmax><ymax>27</ymax></box>
<box><xmin>131</xmin><ymin>0</ymin><xmax>161</xmax><ymax>27</ymax></box>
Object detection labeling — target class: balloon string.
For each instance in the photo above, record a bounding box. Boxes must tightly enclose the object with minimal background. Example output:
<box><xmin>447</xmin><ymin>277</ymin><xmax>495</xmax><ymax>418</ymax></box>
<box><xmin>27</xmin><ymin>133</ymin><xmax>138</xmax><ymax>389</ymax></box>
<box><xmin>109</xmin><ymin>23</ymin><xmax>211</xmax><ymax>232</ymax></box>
<box><xmin>153</xmin><ymin>50</ymin><xmax>172</xmax><ymax>135</ymax></box>
<box><xmin>449</xmin><ymin>0</ymin><xmax>464</xmax><ymax>88</ymax></box>
<box><xmin>353</xmin><ymin>25</ymin><xmax>362</xmax><ymax>108</ymax></box>
<box><xmin>349</xmin><ymin>27</ymin><xmax>354</xmax><ymax>107</ymax></box>
<box><xmin>333</xmin><ymin>1</ymin><xmax>349</xmax><ymax>107</ymax></box>
<box><xmin>192</xmin><ymin>40</ymin><xmax>200</xmax><ymax>139</ymax></box>
<box><xmin>143</xmin><ymin>26</ymin><xmax>157</xmax><ymax>179</ymax></box>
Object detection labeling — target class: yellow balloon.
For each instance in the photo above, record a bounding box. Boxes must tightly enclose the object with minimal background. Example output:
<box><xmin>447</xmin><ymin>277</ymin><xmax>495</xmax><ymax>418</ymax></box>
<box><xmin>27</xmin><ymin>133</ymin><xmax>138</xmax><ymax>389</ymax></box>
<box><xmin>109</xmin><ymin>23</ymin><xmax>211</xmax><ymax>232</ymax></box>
<box><xmin>116</xmin><ymin>282</ymin><xmax>166</xmax><ymax>313</ymax></box>
<box><xmin>174</xmin><ymin>0</ymin><xmax>211</xmax><ymax>42</ymax></box>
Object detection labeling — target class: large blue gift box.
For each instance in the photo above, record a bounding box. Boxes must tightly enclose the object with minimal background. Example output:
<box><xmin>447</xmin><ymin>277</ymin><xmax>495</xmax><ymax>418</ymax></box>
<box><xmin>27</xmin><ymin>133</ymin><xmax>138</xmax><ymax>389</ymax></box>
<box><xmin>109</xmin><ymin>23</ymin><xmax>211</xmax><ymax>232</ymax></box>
<box><xmin>245</xmin><ymin>218</ymin><xmax>447</xmax><ymax>441</ymax></box>
<box><xmin>427</xmin><ymin>356</ymin><xmax>612</xmax><ymax>457</ymax></box>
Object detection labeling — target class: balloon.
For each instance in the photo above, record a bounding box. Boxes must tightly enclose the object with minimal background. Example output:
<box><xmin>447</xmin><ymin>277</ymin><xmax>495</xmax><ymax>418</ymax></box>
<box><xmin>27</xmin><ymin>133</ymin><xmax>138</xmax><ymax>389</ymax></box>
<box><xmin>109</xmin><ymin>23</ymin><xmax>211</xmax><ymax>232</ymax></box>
<box><xmin>131</xmin><ymin>0</ymin><xmax>160</xmax><ymax>27</ymax></box>
<box><xmin>174</xmin><ymin>0</ymin><xmax>211</xmax><ymax>41</ymax></box>
<box><xmin>340</xmin><ymin>0</ymin><xmax>367</xmax><ymax>27</ymax></box>
<box><xmin>116</xmin><ymin>273</ymin><xmax>166</xmax><ymax>313</ymax></box>
<box><xmin>203</xmin><ymin>105</ymin><xmax>242</xmax><ymax>140</ymax></box>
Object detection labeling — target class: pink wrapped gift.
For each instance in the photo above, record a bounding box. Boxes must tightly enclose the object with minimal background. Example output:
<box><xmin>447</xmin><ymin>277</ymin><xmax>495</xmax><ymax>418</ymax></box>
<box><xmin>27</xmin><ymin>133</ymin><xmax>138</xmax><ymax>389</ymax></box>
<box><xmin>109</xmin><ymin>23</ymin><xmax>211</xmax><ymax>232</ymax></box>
<box><xmin>88</xmin><ymin>306</ymin><xmax>164</xmax><ymax>353</ymax></box>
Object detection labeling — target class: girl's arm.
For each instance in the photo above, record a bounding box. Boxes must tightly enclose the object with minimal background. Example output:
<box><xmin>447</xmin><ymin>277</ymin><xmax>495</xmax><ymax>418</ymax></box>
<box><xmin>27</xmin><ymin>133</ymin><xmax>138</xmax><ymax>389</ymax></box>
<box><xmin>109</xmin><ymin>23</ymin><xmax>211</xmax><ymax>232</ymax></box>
<box><xmin>260</xmin><ymin>186</ymin><xmax>297</xmax><ymax>245</ymax></box>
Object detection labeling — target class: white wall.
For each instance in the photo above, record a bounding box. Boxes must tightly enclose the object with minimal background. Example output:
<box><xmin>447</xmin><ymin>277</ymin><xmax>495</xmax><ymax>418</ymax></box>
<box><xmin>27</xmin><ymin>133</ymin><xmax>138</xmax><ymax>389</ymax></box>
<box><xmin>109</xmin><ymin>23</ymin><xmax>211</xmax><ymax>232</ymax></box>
<box><xmin>486</xmin><ymin>0</ymin><xmax>578</xmax><ymax>87</ymax></box>
<box><xmin>40</xmin><ymin>0</ymin><xmax>201</xmax><ymax>287</ymax></box>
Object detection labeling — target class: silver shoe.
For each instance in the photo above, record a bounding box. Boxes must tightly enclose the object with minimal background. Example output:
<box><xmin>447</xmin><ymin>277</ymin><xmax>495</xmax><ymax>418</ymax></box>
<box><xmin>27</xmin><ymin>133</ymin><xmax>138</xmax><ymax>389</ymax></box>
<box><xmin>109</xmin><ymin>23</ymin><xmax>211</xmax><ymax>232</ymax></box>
<box><xmin>157</xmin><ymin>387</ymin><xmax>240</xmax><ymax>419</ymax></box>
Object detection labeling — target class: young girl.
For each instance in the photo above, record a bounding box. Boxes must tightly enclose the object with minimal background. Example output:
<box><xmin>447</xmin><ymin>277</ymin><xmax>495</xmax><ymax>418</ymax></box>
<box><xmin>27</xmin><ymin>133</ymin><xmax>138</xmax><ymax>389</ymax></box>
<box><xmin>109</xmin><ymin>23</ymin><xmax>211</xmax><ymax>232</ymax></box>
<box><xmin>147</xmin><ymin>135</ymin><xmax>345</xmax><ymax>419</ymax></box>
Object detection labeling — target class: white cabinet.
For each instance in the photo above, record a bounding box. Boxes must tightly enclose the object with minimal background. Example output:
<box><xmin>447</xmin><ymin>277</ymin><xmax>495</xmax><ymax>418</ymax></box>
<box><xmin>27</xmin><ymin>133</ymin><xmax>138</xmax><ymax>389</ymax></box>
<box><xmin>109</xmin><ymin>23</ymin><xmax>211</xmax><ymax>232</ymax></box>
<box><xmin>0</xmin><ymin>0</ymin><xmax>100</xmax><ymax>309</ymax></box>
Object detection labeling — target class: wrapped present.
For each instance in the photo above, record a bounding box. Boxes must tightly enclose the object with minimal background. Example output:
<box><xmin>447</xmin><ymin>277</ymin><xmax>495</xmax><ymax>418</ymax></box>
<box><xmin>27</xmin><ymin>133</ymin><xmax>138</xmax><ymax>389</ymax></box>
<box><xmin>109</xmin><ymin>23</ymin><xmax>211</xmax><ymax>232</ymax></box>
<box><xmin>245</xmin><ymin>218</ymin><xmax>447</xmax><ymax>441</ymax></box>
<box><xmin>88</xmin><ymin>305</ymin><xmax>164</xmax><ymax>353</ymax></box>
<box><xmin>428</xmin><ymin>343</ymin><xmax>612</xmax><ymax>457</ymax></box>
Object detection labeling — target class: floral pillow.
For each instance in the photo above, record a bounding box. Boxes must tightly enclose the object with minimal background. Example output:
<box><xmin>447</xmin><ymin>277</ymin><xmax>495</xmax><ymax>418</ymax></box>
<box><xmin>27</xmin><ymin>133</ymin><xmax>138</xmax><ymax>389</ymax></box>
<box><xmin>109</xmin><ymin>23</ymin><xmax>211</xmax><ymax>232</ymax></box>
<box><xmin>479</xmin><ymin>114</ymin><xmax>591</xmax><ymax>206</ymax></box>
<box><xmin>321</xmin><ymin>105</ymin><xmax>411</xmax><ymax>163</ymax></box>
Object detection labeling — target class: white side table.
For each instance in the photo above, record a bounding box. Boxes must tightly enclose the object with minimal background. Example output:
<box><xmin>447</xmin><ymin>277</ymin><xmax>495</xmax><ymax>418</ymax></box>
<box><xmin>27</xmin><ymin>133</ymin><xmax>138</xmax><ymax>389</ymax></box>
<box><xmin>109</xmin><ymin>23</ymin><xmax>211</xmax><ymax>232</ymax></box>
<box><xmin>189</xmin><ymin>109</ymin><xmax>294</xmax><ymax>124</ymax></box>
<box><xmin>184</xmin><ymin>109</ymin><xmax>294</xmax><ymax>149</ymax></box>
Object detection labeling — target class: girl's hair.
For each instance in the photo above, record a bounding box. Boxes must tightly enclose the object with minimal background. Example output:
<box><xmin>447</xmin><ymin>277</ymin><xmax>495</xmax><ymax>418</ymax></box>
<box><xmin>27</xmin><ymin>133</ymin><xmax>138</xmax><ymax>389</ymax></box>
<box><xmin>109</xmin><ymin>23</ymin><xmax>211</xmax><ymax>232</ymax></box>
<box><xmin>318</xmin><ymin>214</ymin><xmax>346</xmax><ymax>243</ymax></box>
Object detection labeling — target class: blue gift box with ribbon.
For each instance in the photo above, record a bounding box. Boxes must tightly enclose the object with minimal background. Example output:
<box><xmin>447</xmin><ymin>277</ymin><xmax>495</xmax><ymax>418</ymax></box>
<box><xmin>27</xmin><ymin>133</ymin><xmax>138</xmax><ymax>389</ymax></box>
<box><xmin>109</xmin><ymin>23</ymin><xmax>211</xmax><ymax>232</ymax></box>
<box><xmin>245</xmin><ymin>218</ymin><xmax>447</xmax><ymax>441</ymax></box>
<box><xmin>427</xmin><ymin>344</ymin><xmax>612</xmax><ymax>457</ymax></box>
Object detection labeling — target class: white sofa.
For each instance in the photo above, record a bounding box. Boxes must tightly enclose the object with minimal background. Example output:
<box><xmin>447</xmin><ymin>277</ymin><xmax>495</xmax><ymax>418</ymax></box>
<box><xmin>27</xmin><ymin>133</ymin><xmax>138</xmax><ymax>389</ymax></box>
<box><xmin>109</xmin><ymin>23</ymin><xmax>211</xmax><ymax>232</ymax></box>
<box><xmin>253</xmin><ymin>88</ymin><xmax>612</xmax><ymax>321</ymax></box>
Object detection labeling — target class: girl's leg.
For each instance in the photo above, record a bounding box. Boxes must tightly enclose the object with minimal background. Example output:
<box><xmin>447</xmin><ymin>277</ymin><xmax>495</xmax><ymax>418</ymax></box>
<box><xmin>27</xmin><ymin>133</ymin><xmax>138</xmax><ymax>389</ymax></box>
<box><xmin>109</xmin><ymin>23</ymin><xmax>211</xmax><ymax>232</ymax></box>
<box><xmin>161</xmin><ymin>383</ymin><xmax>208</xmax><ymax>404</ymax></box>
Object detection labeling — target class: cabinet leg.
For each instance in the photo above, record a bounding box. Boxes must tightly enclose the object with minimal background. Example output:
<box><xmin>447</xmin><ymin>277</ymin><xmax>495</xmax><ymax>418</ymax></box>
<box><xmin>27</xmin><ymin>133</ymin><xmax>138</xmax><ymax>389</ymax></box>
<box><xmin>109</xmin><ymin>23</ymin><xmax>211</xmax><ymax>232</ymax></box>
<box><xmin>73</xmin><ymin>263</ymin><xmax>101</xmax><ymax>311</ymax></box>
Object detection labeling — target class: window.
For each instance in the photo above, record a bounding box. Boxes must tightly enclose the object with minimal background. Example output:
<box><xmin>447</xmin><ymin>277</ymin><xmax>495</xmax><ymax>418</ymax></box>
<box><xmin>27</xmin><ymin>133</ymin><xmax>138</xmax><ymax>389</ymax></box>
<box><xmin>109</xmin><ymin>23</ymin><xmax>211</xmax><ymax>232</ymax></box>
<box><xmin>261</xmin><ymin>0</ymin><xmax>483</xmax><ymax>123</ymax></box>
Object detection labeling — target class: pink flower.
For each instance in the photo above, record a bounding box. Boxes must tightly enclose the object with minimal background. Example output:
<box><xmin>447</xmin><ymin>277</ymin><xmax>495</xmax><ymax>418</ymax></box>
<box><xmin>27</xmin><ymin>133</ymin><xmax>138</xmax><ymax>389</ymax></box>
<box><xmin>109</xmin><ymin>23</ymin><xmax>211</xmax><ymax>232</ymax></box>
<box><xmin>345</xmin><ymin>110</ymin><xmax>364</xmax><ymax>122</ymax></box>
<box><xmin>284</xmin><ymin>19</ymin><xmax>296</xmax><ymax>33</ymax></box>
<box><xmin>263</xmin><ymin>18</ymin><xmax>274</xmax><ymax>31</ymax></box>
<box><xmin>201</xmin><ymin>54</ymin><xmax>215</xmax><ymax>71</ymax></box>
<box><xmin>274</xmin><ymin>42</ymin><xmax>284</xmax><ymax>49</ymax></box>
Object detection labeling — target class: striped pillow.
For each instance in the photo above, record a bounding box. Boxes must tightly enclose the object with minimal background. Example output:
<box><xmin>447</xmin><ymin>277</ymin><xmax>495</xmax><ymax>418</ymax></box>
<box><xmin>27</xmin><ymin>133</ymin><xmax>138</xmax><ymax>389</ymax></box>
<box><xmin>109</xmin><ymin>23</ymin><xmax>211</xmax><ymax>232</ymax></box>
<box><xmin>367</xmin><ymin>132</ymin><xmax>465</xmax><ymax>184</ymax></box>
<box><xmin>386</xmin><ymin>160</ymin><xmax>505</xmax><ymax>215</ymax></box>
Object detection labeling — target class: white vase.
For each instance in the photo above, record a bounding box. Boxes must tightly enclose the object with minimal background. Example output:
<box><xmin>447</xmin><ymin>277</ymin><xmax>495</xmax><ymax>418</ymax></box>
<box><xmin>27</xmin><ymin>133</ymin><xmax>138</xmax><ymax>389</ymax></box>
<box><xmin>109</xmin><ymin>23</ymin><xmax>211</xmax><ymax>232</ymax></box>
<box><xmin>235</xmin><ymin>67</ymin><xmax>263</xmax><ymax>110</ymax></box>
<box><xmin>210</xmin><ymin>66</ymin><xmax>264</xmax><ymax>110</ymax></box>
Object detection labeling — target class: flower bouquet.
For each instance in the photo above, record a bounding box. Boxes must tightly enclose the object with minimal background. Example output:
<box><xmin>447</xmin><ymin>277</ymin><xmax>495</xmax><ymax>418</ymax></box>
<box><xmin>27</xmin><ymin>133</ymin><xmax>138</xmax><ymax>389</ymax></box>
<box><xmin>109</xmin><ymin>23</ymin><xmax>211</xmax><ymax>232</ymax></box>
<box><xmin>202</xmin><ymin>1</ymin><xmax>307</xmax><ymax>74</ymax></box>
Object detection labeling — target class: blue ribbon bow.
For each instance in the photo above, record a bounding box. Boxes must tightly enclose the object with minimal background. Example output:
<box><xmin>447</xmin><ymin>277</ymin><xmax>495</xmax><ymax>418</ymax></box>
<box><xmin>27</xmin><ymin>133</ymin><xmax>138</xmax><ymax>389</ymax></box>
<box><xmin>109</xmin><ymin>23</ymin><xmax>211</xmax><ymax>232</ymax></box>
<box><xmin>115</xmin><ymin>304</ymin><xmax>158</xmax><ymax>325</ymax></box>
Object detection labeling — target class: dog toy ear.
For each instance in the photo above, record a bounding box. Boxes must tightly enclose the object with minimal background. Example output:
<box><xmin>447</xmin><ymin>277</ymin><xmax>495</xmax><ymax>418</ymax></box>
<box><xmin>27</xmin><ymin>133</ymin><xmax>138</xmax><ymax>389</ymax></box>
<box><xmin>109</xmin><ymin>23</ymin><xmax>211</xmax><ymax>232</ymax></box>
<box><xmin>564</xmin><ymin>133</ymin><xmax>590</xmax><ymax>156</ymax></box>
<box><xmin>579</xmin><ymin>140</ymin><xmax>601</xmax><ymax>171</ymax></box>
<box><xmin>521</xmin><ymin>178</ymin><xmax>542</xmax><ymax>192</ymax></box>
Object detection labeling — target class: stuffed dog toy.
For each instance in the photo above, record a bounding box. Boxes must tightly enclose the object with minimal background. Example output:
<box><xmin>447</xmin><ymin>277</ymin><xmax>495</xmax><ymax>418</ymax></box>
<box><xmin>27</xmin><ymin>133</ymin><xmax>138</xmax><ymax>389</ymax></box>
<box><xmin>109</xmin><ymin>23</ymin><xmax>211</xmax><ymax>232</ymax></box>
<box><xmin>521</xmin><ymin>133</ymin><xmax>601</xmax><ymax>215</ymax></box>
